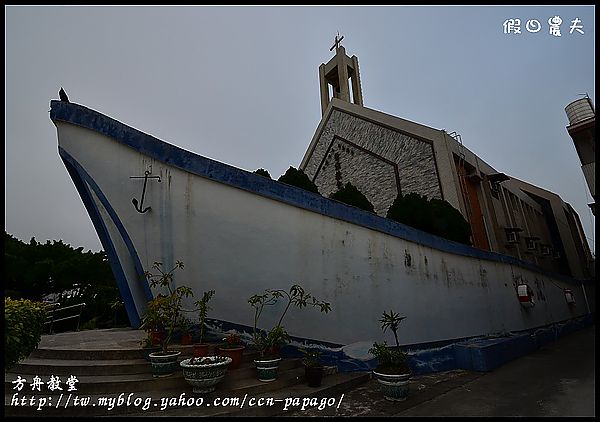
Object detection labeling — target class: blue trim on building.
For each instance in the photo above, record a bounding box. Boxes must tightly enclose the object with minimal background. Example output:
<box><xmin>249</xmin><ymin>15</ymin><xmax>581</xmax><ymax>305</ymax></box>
<box><xmin>196</xmin><ymin>313</ymin><xmax>595</xmax><ymax>374</ymax></box>
<box><xmin>50</xmin><ymin>100</ymin><xmax>588</xmax><ymax>285</ymax></box>
<box><xmin>59</xmin><ymin>147</ymin><xmax>153</xmax><ymax>327</ymax></box>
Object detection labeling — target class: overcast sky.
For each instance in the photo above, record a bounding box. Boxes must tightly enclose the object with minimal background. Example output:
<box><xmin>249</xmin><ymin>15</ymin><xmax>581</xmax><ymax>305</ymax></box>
<box><xmin>5</xmin><ymin>5</ymin><xmax>595</xmax><ymax>255</ymax></box>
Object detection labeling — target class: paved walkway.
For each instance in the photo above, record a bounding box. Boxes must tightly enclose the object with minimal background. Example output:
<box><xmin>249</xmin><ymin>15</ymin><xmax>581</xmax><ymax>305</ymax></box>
<box><xmin>285</xmin><ymin>325</ymin><xmax>595</xmax><ymax>417</ymax></box>
<box><xmin>34</xmin><ymin>325</ymin><xmax>595</xmax><ymax>417</ymax></box>
<box><xmin>38</xmin><ymin>327</ymin><xmax>145</xmax><ymax>350</ymax></box>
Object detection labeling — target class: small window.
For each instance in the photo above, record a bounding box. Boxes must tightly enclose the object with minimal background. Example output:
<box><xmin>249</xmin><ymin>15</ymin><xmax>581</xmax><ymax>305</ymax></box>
<box><xmin>525</xmin><ymin>237</ymin><xmax>538</xmax><ymax>251</ymax></box>
<box><xmin>507</xmin><ymin>231</ymin><xmax>519</xmax><ymax>244</ymax></box>
<box><xmin>541</xmin><ymin>245</ymin><xmax>552</xmax><ymax>256</ymax></box>
<box><xmin>490</xmin><ymin>181</ymin><xmax>500</xmax><ymax>199</ymax></box>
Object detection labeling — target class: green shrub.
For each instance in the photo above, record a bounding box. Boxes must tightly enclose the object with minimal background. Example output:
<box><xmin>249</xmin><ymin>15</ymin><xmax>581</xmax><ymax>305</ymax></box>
<box><xmin>254</xmin><ymin>168</ymin><xmax>272</xmax><ymax>179</ymax></box>
<box><xmin>277</xmin><ymin>167</ymin><xmax>320</xmax><ymax>194</ymax></box>
<box><xmin>387</xmin><ymin>193</ymin><xmax>471</xmax><ymax>245</ymax></box>
<box><xmin>5</xmin><ymin>298</ymin><xmax>47</xmax><ymax>371</ymax></box>
<box><xmin>329</xmin><ymin>182</ymin><xmax>374</xmax><ymax>213</ymax></box>
<box><xmin>429</xmin><ymin>198</ymin><xmax>472</xmax><ymax>245</ymax></box>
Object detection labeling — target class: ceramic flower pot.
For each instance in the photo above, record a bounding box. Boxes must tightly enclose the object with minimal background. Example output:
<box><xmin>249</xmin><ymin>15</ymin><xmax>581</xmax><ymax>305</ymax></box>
<box><xmin>217</xmin><ymin>346</ymin><xmax>245</xmax><ymax>370</ymax></box>
<box><xmin>180</xmin><ymin>356</ymin><xmax>232</xmax><ymax>393</ymax></box>
<box><xmin>193</xmin><ymin>343</ymin><xmax>210</xmax><ymax>358</ymax></box>
<box><xmin>254</xmin><ymin>357</ymin><xmax>282</xmax><ymax>382</ymax></box>
<box><xmin>372</xmin><ymin>371</ymin><xmax>411</xmax><ymax>401</ymax></box>
<box><xmin>180</xmin><ymin>333</ymin><xmax>193</xmax><ymax>345</ymax></box>
<box><xmin>305</xmin><ymin>365</ymin><xmax>324</xmax><ymax>387</ymax></box>
<box><xmin>142</xmin><ymin>346</ymin><xmax>162</xmax><ymax>362</ymax></box>
<box><xmin>148</xmin><ymin>350</ymin><xmax>181</xmax><ymax>377</ymax></box>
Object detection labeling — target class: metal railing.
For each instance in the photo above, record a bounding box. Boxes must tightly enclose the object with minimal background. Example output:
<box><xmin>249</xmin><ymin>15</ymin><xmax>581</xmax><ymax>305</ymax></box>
<box><xmin>44</xmin><ymin>302</ymin><xmax>86</xmax><ymax>334</ymax></box>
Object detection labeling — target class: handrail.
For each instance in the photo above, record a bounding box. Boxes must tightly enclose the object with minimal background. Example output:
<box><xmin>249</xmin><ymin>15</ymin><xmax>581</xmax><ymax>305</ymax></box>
<box><xmin>48</xmin><ymin>303</ymin><xmax>87</xmax><ymax>313</ymax></box>
<box><xmin>44</xmin><ymin>302</ymin><xmax>86</xmax><ymax>334</ymax></box>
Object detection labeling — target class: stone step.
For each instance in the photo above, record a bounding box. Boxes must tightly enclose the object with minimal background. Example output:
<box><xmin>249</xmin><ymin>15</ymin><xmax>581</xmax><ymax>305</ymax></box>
<box><xmin>10</xmin><ymin>348</ymin><xmax>262</xmax><ymax>377</ymax></box>
<box><xmin>4</xmin><ymin>364</ymin><xmax>314</xmax><ymax>417</ymax></box>
<box><xmin>5</xmin><ymin>368</ymin><xmax>369</xmax><ymax>417</ymax></box>
<box><xmin>28</xmin><ymin>344</ymin><xmax>259</xmax><ymax>362</ymax></box>
<box><xmin>132</xmin><ymin>371</ymin><xmax>372</xmax><ymax>417</ymax></box>
<box><xmin>10</xmin><ymin>358</ymin><xmax>152</xmax><ymax>376</ymax></box>
<box><xmin>224</xmin><ymin>372</ymin><xmax>371</xmax><ymax>417</ymax></box>
<box><xmin>5</xmin><ymin>358</ymin><xmax>302</xmax><ymax>395</ymax></box>
<box><xmin>28</xmin><ymin>344</ymin><xmax>197</xmax><ymax>361</ymax></box>
<box><xmin>5</xmin><ymin>327</ymin><xmax>366</xmax><ymax>417</ymax></box>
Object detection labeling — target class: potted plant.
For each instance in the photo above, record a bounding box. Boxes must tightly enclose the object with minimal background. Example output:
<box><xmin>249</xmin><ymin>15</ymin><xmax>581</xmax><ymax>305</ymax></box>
<box><xmin>369</xmin><ymin>310</ymin><xmax>412</xmax><ymax>401</ymax></box>
<box><xmin>178</xmin><ymin>315</ymin><xmax>194</xmax><ymax>345</ymax></box>
<box><xmin>143</xmin><ymin>260</ymin><xmax>194</xmax><ymax>377</ymax></box>
<box><xmin>193</xmin><ymin>290</ymin><xmax>215</xmax><ymax>358</ymax></box>
<box><xmin>179</xmin><ymin>355</ymin><xmax>232</xmax><ymax>393</ymax></box>
<box><xmin>217</xmin><ymin>333</ymin><xmax>245</xmax><ymax>370</ymax></box>
<box><xmin>300</xmin><ymin>348</ymin><xmax>325</xmax><ymax>387</ymax></box>
<box><xmin>248</xmin><ymin>284</ymin><xmax>331</xmax><ymax>382</ymax></box>
<box><xmin>140</xmin><ymin>304</ymin><xmax>165</xmax><ymax>346</ymax></box>
<box><xmin>139</xmin><ymin>334</ymin><xmax>161</xmax><ymax>362</ymax></box>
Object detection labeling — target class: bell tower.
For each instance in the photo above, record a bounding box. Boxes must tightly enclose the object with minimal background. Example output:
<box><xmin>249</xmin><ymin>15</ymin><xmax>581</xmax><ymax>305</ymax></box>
<box><xmin>319</xmin><ymin>34</ymin><xmax>364</xmax><ymax>116</ymax></box>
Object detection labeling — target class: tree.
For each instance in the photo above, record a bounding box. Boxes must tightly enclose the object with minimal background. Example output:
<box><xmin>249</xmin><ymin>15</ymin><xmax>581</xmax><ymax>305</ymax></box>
<box><xmin>329</xmin><ymin>182</ymin><xmax>375</xmax><ymax>213</ymax></box>
<box><xmin>429</xmin><ymin>198</ymin><xmax>471</xmax><ymax>245</ymax></box>
<box><xmin>387</xmin><ymin>194</ymin><xmax>471</xmax><ymax>245</ymax></box>
<box><xmin>4</xmin><ymin>231</ymin><xmax>124</xmax><ymax>329</ymax></box>
<box><xmin>277</xmin><ymin>167</ymin><xmax>320</xmax><ymax>194</ymax></box>
<box><xmin>253</xmin><ymin>168</ymin><xmax>272</xmax><ymax>179</ymax></box>
<box><xmin>387</xmin><ymin>193</ymin><xmax>433</xmax><ymax>233</ymax></box>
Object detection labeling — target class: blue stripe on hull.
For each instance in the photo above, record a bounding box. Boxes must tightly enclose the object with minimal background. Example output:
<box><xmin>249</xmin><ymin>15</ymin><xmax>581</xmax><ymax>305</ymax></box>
<box><xmin>59</xmin><ymin>147</ymin><xmax>152</xmax><ymax>327</ymax></box>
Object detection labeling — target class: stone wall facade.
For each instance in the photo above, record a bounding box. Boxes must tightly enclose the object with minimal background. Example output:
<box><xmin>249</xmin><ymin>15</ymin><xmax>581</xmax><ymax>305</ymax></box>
<box><xmin>303</xmin><ymin>110</ymin><xmax>441</xmax><ymax>216</ymax></box>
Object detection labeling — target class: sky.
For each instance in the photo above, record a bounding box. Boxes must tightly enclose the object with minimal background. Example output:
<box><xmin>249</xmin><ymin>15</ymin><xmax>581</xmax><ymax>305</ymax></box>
<box><xmin>5</xmin><ymin>5</ymin><xmax>595</xmax><ymax>255</ymax></box>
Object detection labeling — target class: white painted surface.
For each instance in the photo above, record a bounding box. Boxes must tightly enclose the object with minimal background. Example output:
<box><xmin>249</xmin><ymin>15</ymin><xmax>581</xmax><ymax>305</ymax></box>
<box><xmin>57</xmin><ymin>121</ymin><xmax>595</xmax><ymax>347</ymax></box>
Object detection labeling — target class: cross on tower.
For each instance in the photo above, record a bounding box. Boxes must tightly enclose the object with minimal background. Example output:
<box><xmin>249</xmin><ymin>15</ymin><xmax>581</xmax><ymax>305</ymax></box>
<box><xmin>330</xmin><ymin>33</ymin><xmax>344</xmax><ymax>51</ymax></box>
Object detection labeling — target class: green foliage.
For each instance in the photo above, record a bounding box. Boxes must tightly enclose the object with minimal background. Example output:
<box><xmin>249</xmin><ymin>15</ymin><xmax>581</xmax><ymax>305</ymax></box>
<box><xmin>300</xmin><ymin>348</ymin><xmax>323</xmax><ymax>368</ymax></box>
<box><xmin>277</xmin><ymin>167</ymin><xmax>320</xmax><ymax>194</ymax></box>
<box><xmin>194</xmin><ymin>290</ymin><xmax>215</xmax><ymax>344</ymax></box>
<box><xmin>142</xmin><ymin>261</ymin><xmax>194</xmax><ymax>354</ymax></box>
<box><xmin>177</xmin><ymin>315</ymin><xmax>193</xmax><ymax>333</ymax></box>
<box><xmin>329</xmin><ymin>182</ymin><xmax>374</xmax><ymax>213</ymax></box>
<box><xmin>4</xmin><ymin>232</ymin><xmax>123</xmax><ymax>330</ymax></box>
<box><xmin>5</xmin><ymin>298</ymin><xmax>47</xmax><ymax>371</ymax></box>
<box><xmin>386</xmin><ymin>193</ymin><xmax>471</xmax><ymax>245</ymax></box>
<box><xmin>265</xmin><ymin>325</ymin><xmax>290</xmax><ymax>348</ymax></box>
<box><xmin>370</xmin><ymin>310</ymin><xmax>410</xmax><ymax>375</ymax></box>
<box><xmin>248</xmin><ymin>284</ymin><xmax>331</xmax><ymax>358</ymax></box>
<box><xmin>219</xmin><ymin>333</ymin><xmax>243</xmax><ymax>350</ymax></box>
<box><xmin>429</xmin><ymin>198</ymin><xmax>472</xmax><ymax>245</ymax></box>
<box><xmin>368</xmin><ymin>341</ymin><xmax>408</xmax><ymax>374</ymax></box>
<box><xmin>379</xmin><ymin>310</ymin><xmax>406</xmax><ymax>348</ymax></box>
<box><xmin>254</xmin><ymin>168</ymin><xmax>272</xmax><ymax>179</ymax></box>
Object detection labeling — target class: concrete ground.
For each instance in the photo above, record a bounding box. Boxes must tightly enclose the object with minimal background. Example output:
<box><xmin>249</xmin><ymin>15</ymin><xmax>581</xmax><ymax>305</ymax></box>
<box><xmin>36</xmin><ymin>327</ymin><xmax>145</xmax><ymax>350</ymax></box>
<box><xmin>285</xmin><ymin>325</ymin><xmax>595</xmax><ymax>417</ymax></box>
<box><xmin>26</xmin><ymin>325</ymin><xmax>595</xmax><ymax>417</ymax></box>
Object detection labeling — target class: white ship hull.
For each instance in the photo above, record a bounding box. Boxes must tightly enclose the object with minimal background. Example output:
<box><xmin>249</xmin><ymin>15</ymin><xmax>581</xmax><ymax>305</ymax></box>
<box><xmin>51</xmin><ymin>100</ymin><xmax>595</xmax><ymax>349</ymax></box>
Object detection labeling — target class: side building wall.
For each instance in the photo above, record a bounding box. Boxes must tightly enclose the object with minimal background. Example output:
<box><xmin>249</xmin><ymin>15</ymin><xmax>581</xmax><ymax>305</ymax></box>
<box><xmin>300</xmin><ymin>99</ymin><xmax>593</xmax><ymax>280</ymax></box>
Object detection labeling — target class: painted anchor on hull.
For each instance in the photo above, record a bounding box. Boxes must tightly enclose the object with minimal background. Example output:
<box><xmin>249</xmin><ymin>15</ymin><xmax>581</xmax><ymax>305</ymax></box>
<box><xmin>130</xmin><ymin>169</ymin><xmax>161</xmax><ymax>213</ymax></box>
